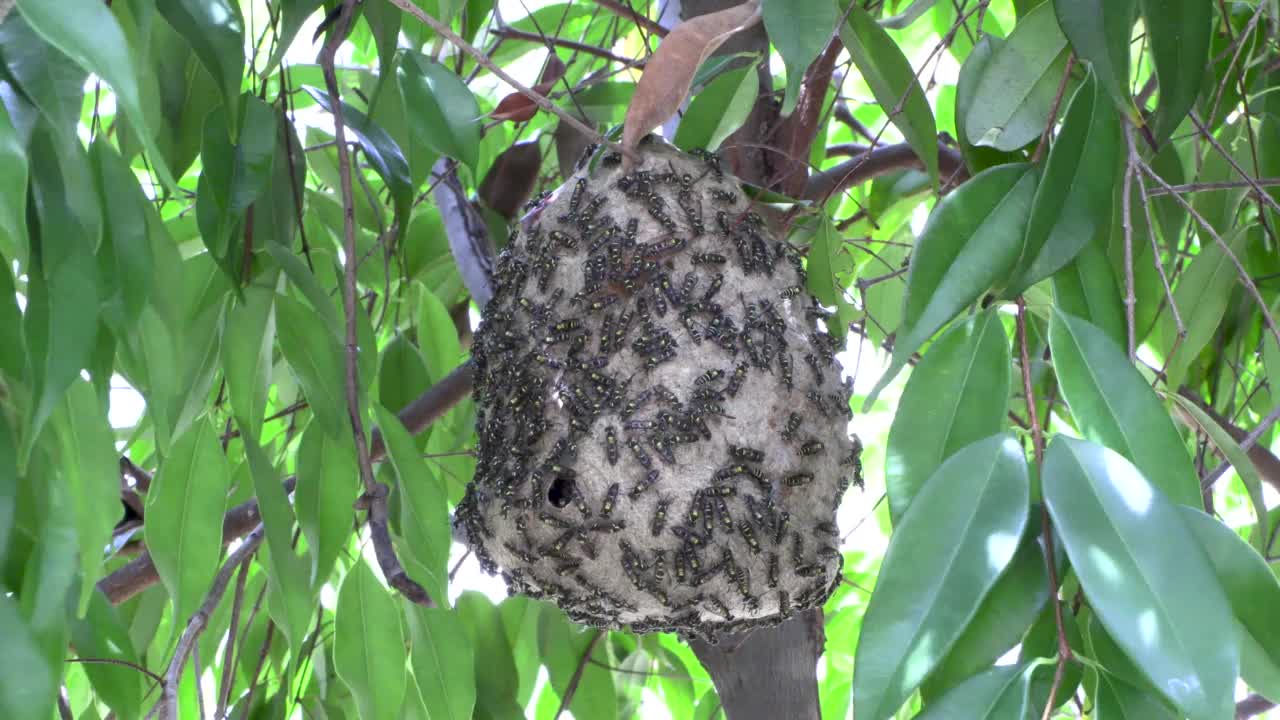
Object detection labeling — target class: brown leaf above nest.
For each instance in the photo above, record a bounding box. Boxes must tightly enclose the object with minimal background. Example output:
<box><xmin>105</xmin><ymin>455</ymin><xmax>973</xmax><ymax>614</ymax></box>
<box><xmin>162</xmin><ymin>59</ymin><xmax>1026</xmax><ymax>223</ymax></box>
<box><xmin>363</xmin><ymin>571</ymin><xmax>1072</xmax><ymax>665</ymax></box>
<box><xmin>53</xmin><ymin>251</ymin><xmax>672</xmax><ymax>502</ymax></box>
<box><xmin>491</xmin><ymin>54</ymin><xmax>567</xmax><ymax>123</ymax></box>
<box><xmin>621</xmin><ymin>0</ymin><xmax>762</xmax><ymax>157</ymax></box>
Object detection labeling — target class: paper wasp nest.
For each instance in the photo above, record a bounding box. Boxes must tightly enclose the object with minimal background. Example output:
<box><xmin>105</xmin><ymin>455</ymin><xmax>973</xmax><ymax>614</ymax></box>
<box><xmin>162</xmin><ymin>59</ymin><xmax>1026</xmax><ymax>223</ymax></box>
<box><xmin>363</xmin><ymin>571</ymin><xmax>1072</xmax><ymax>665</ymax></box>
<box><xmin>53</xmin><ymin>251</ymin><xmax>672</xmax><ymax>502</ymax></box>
<box><xmin>455</xmin><ymin>139</ymin><xmax>862</xmax><ymax>639</ymax></box>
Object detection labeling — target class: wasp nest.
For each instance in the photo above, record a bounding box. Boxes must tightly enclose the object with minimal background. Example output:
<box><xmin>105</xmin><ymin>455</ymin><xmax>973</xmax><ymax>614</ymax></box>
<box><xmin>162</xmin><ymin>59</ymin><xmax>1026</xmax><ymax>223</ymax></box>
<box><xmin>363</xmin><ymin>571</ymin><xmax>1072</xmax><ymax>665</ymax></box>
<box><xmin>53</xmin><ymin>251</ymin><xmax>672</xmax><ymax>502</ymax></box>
<box><xmin>455</xmin><ymin>138</ymin><xmax>862</xmax><ymax>639</ymax></box>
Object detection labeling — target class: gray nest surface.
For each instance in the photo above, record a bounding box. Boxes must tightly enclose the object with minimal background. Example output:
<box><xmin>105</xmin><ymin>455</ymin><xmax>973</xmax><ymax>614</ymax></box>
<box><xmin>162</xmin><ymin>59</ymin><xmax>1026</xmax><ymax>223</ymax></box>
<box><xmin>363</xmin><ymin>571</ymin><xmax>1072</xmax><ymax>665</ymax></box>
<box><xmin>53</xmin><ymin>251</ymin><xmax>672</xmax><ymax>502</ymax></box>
<box><xmin>455</xmin><ymin>139</ymin><xmax>863</xmax><ymax>640</ymax></box>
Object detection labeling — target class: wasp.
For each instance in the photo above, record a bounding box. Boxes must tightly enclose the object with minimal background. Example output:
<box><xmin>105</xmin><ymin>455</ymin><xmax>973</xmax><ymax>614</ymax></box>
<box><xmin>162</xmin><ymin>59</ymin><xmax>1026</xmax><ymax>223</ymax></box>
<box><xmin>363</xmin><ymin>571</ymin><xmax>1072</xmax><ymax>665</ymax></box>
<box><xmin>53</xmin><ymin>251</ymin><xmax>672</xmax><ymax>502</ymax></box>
<box><xmin>800</xmin><ymin>439</ymin><xmax>825</xmax><ymax>456</ymax></box>
<box><xmin>781</xmin><ymin>412</ymin><xmax>802</xmax><ymax>442</ymax></box>
<box><xmin>626</xmin><ymin>438</ymin><xmax>653</xmax><ymax>469</ymax></box>
<box><xmin>726</xmin><ymin>362</ymin><xmax>748</xmax><ymax>397</ymax></box>
<box><xmin>652</xmin><ymin>497</ymin><xmax>670</xmax><ymax>537</ymax></box>
<box><xmin>549</xmin><ymin>229</ymin><xmax>578</xmax><ymax>249</ymax></box>
<box><xmin>729</xmin><ymin>445</ymin><xmax>765</xmax><ymax>463</ymax></box>
<box><xmin>783</xmin><ymin>472</ymin><xmax>814</xmax><ymax>487</ymax></box>
<box><xmin>695</xmin><ymin>369</ymin><xmax>724</xmax><ymax>386</ymax></box>
<box><xmin>600</xmin><ymin>483</ymin><xmax>619</xmax><ymax>518</ymax></box>
<box><xmin>692</xmin><ymin>252</ymin><xmax>727</xmax><ymax>266</ymax></box>
<box><xmin>603</xmin><ymin>426</ymin><xmax>620</xmax><ymax>465</ymax></box>
<box><xmin>739</xmin><ymin>521</ymin><xmax>762</xmax><ymax>554</ymax></box>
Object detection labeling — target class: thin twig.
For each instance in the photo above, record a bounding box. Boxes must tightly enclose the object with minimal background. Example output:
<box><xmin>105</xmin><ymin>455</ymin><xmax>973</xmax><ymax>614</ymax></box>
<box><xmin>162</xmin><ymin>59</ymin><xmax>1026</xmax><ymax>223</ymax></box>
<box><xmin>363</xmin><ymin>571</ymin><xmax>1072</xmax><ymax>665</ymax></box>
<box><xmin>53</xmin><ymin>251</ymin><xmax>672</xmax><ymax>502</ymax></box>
<box><xmin>66</xmin><ymin>657</ymin><xmax>165</xmax><ymax>688</ymax></box>
<box><xmin>1201</xmin><ymin>404</ymin><xmax>1280</xmax><ymax>490</ymax></box>
<box><xmin>157</xmin><ymin>525</ymin><xmax>264</xmax><ymax>720</ymax></box>
<box><xmin>320</xmin><ymin>0</ymin><xmax>435</xmax><ymax>608</ymax></box>
<box><xmin>1017</xmin><ymin>298</ymin><xmax>1071</xmax><ymax>720</ymax></box>
<box><xmin>1122</xmin><ymin>126</ymin><xmax>1138</xmax><ymax>360</ymax></box>
<box><xmin>385</xmin><ymin>0</ymin><xmax>621</xmax><ymax>158</ymax></box>
<box><xmin>591</xmin><ymin>0</ymin><xmax>668</xmax><ymax>37</ymax></box>
<box><xmin>1144</xmin><ymin>177</ymin><xmax>1280</xmax><ymax>196</ymax></box>
<box><xmin>553</xmin><ymin>630</ymin><xmax>605</xmax><ymax>719</ymax></box>
<box><xmin>1189</xmin><ymin>111</ymin><xmax>1280</xmax><ymax>222</ymax></box>
<box><xmin>215</xmin><ymin>556</ymin><xmax>252</xmax><ymax>718</ymax></box>
<box><xmin>489</xmin><ymin>26</ymin><xmax>641</xmax><ymax>66</ymax></box>
<box><xmin>1030</xmin><ymin>55</ymin><xmax>1076</xmax><ymax>166</ymax></box>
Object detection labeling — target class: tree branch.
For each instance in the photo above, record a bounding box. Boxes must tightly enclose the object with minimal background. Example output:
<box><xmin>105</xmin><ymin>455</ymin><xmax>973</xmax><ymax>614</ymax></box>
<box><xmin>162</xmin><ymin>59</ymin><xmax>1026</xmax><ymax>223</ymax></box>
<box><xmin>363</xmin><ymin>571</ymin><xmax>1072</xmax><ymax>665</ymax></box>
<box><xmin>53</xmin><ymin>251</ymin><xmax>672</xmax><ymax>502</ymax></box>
<box><xmin>802</xmin><ymin>141</ymin><xmax>967</xmax><ymax>202</ymax></box>
<box><xmin>158</xmin><ymin>525</ymin><xmax>264</xmax><ymax>720</ymax></box>
<box><xmin>98</xmin><ymin>364</ymin><xmax>476</xmax><ymax>605</ymax></box>
<box><xmin>1237</xmin><ymin>693</ymin><xmax>1276</xmax><ymax>719</ymax></box>
<box><xmin>690</xmin><ymin>610</ymin><xmax>824</xmax><ymax>720</ymax></box>
<box><xmin>553</xmin><ymin>630</ymin><xmax>604</xmax><ymax>720</ymax></box>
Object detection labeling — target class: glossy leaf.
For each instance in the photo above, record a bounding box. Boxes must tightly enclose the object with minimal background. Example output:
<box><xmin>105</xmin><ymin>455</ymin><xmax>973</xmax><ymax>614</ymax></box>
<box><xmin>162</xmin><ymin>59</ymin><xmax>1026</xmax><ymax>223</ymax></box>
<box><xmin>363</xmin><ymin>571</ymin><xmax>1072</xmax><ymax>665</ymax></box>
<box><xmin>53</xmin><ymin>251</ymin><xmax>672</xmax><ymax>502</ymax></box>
<box><xmin>1159</xmin><ymin>227</ymin><xmax>1250</xmax><ymax>389</ymax></box>
<box><xmin>922</xmin><ymin>525</ymin><xmax>1049</xmax><ymax>700</ymax></box>
<box><xmin>69</xmin><ymin>591</ymin><xmax>143</xmax><ymax>720</ymax></box>
<box><xmin>0</xmin><ymin>102</ymin><xmax>28</xmax><ymax>255</ymax></box>
<box><xmin>868</xmin><ymin>163</ymin><xmax>1034</xmax><ymax>404</ymax></box>
<box><xmin>885</xmin><ymin>310</ymin><xmax>1010</xmax><ymax>524</ymax></box>
<box><xmin>335</xmin><ymin>558</ymin><xmax>408</xmax><ymax>720</ymax></box>
<box><xmin>766</xmin><ymin>0</ymin><xmax>835</xmax><ymax>116</ymax></box>
<box><xmin>1052</xmin><ymin>230</ymin><xmax>1126</xmax><ymax>348</ymax></box>
<box><xmin>456</xmin><ymin>591</ymin><xmax>523</xmax><ymax>717</ymax></box>
<box><xmin>1047</xmin><ymin>310</ymin><xmax>1200</xmax><ymax>507</ymax></box>
<box><xmin>1006</xmin><ymin>70</ymin><xmax>1122</xmax><ymax>295</ymax></box>
<box><xmin>305</xmin><ymin>85</ymin><xmax>413</xmax><ymax>242</ymax></box>
<box><xmin>145</xmin><ymin>419</ymin><xmax>231</xmax><ymax>624</ymax></box>
<box><xmin>1168</xmin><ymin>394</ymin><xmax>1268</xmax><ymax>552</ymax></box>
<box><xmin>916</xmin><ymin>664</ymin><xmax>1040</xmax><ymax>719</ymax></box>
<box><xmin>14</xmin><ymin>0</ymin><xmax>173</xmax><ymax>186</ymax></box>
<box><xmin>406</xmin><ymin>606</ymin><xmax>476</xmax><ymax>720</ymax></box>
<box><xmin>295</xmin><ymin>424</ymin><xmax>358</xmax><ymax>587</ymax></box>
<box><xmin>397</xmin><ymin>52</ymin><xmax>482</xmax><ymax>171</ymax></box>
<box><xmin>378</xmin><ymin>334</ymin><xmax>433</xmax><ymax>420</ymax></box>
<box><xmin>221</xmin><ymin>287</ymin><xmax>276</xmax><ymax>440</ymax></box>
<box><xmin>276</xmin><ymin>293</ymin><xmax>350</xmax><ymax>439</ymax></box>
<box><xmin>0</xmin><ymin>414</ymin><xmax>14</xmax><ymax>565</ymax></box>
<box><xmin>673</xmin><ymin>60</ymin><xmax>761</xmax><ymax>152</ymax></box>
<box><xmin>1178</xmin><ymin>506</ymin><xmax>1280</xmax><ymax>702</ymax></box>
<box><xmin>195</xmin><ymin>96</ymin><xmax>277</xmax><ymax>276</ymax></box>
<box><xmin>964</xmin><ymin>2</ymin><xmax>1069</xmax><ymax>151</ymax></box>
<box><xmin>1042</xmin><ymin>437</ymin><xmax>1237</xmax><ymax>720</ymax></box>
<box><xmin>804</xmin><ymin>216</ymin><xmax>857</xmax><ymax>337</ymax></box>
<box><xmin>50</xmin><ymin>381</ymin><xmax>118</xmax><ymax>614</ymax></box>
<box><xmin>539</xmin><ymin>611</ymin><xmax>617</xmax><ymax>720</ymax></box>
<box><xmin>375</xmin><ymin>405</ymin><xmax>450</xmax><ymax>606</ymax></box>
<box><xmin>89</xmin><ymin>140</ymin><xmax>154</xmax><ymax>333</ymax></box>
<box><xmin>1094</xmin><ymin>675</ymin><xmax>1180</xmax><ymax>720</ymax></box>
<box><xmin>0</xmin><ymin>594</ymin><xmax>56</xmax><ymax>720</ymax></box>
<box><xmin>1140</xmin><ymin>0</ymin><xmax>1212</xmax><ymax>142</ymax></box>
<box><xmin>155</xmin><ymin>0</ymin><xmax>245</xmax><ymax>139</ymax></box>
<box><xmin>838</xmin><ymin>0</ymin><xmax>938</xmax><ymax>186</ymax></box>
<box><xmin>954</xmin><ymin>37</ymin><xmax>1021</xmax><ymax>173</ymax></box>
<box><xmin>853</xmin><ymin>434</ymin><xmax>1030</xmax><ymax>720</ymax></box>
<box><xmin>1053</xmin><ymin>0</ymin><xmax>1138</xmax><ymax>120</ymax></box>
<box><xmin>242</xmin><ymin>438</ymin><xmax>312</xmax><ymax>655</ymax></box>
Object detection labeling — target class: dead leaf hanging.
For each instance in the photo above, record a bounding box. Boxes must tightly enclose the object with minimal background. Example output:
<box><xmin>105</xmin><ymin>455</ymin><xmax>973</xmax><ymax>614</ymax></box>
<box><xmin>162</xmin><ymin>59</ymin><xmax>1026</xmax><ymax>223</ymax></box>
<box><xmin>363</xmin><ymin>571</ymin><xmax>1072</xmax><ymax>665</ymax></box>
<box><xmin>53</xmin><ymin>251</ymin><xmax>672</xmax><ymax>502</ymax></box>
<box><xmin>621</xmin><ymin>0</ymin><xmax>762</xmax><ymax>156</ymax></box>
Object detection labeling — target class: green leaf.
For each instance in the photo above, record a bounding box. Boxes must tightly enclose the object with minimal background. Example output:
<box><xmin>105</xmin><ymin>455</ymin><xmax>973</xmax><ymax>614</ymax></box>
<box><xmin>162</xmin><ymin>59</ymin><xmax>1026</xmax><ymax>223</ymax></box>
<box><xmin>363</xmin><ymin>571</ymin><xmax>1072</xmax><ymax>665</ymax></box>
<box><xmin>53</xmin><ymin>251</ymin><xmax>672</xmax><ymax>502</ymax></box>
<box><xmin>195</xmin><ymin>95</ymin><xmax>278</xmax><ymax>278</ymax></box>
<box><xmin>264</xmin><ymin>0</ymin><xmax>325</xmax><ymax>73</ymax></box>
<box><xmin>334</xmin><ymin>558</ymin><xmax>408</xmax><ymax>720</ymax></box>
<box><xmin>49</xmin><ymin>380</ymin><xmax>118</xmax><ymax>615</ymax></box>
<box><xmin>954</xmin><ymin>37</ymin><xmax>1023</xmax><ymax>174</ymax></box>
<box><xmin>407</xmin><ymin>606</ymin><xmax>477</xmax><ymax>720</ymax></box>
<box><xmin>964</xmin><ymin>2</ymin><xmax>1069</xmax><ymax>151</ymax></box>
<box><xmin>1140</xmin><ymin>0</ymin><xmax>1212</xmax><ymax>142</ymax></box>
<box><xmin>922</xmin><ymin>523</ymin><xmax>1049</xmax><ymax>700</ymax></box>
<box><xmin>276</xmin><ymin>293</ymin><xmax>350</xmax><ymax>439</ymax></box>
<box><xmin>89</xmin><ymin>140</ymin><xmax>154</xmax><ymax>333</ymax></box>
<box><xmin>375</xmin><ymin>405</ymin><xmax>449</xmax><ymax>606</ymax></box>
<box><xmin>23</xmin><ymin>123</ymin><xmax>102</xmax><ymax>455</ymax></box>
<box><xmin>1042</xmin><ymin>437</ymin><xmax>1237</xmax><ymax>720</ymax></box>
<box><xmin>1052</xmin><ymin>229</ymin><xmax>1126</xmax><ymax>348</ymax></box>
<box><xmin>0</xmin><ymin>594</ymin><xmax>57</xmax><ymax>720</ymax></box>
<box><xmin>673</xmin><ymin>60</ymin><xmax>761</xmax><ymax>152</ymax></box>
<box><xmin>1006</xmin><ymin>70</ymin><xmax>1122</xmax><ymax>295</ymax></box>
<box><xmin>70</xmin><ymin>590</ymin><xmax>143</xmax><ymax>720</ymax></box>
<box><xmin>853</xmin><ymin>434</ymin><xmax>1030</xmax><ymax>720</ymax></box>
<box><xmin>764</xmin><ymin>0</ymin><xmax>836</xmax><ymax>117</ymax></box>
<box><xmin>397</xmin><ymin>52</ymin><xmax>482</xmax><ymax>171</ymax></box>
<box><xmin>1047</xmin><ymin>310</ymin><xmax>1200</xmax><ymax>506</ymax></box>
<box><xmin>0</xmin><ymin>102</ymin><xmax>28</xmax><ymax>255</ymax></box>
<box><xmin>222</xmin><ymin>287</ymin><xmax>276</xmax><ymax>440</ymax></box>
<box><xmin>885</xmin><ymin>310</ymin><xmax>1010</xmax><ymax>523</ymax></box>
<box><xmin>838</xmin><ymin>0</ymin><xmax>939</xmax><ymax>186</ymax></box>
<box><xmin>379</xmin><ymin>334</ymin><xmax>433</xmax><ymax>419</ymax></box>
<box><xmin>295</xmin><ymin>423</ymin><xmax>358</xmax><ymax>587</ymax></box>
<box><xmin>1159</xmin><ymin>227</ymin><xmax>1251</xmax><ymax>389</ymax></box>
<box><xmin>456</xmin><ymin>591</ymin><xmax>522</xmax><ymax>717</ymax></box>
<box><xmin>916</xmin><ymin>662</ymin><xmax>1046</xmax><ymax>719</ymax></box>
<box><xmin>867</xmin><ymin>163</ymin><xmax>1035</xmax><ymax>405</ymax></box>
<box><xmin>0</xmin><ymin>413</ymin><xmax>15</xmax><ymax>564</ymax></box>
<box><xmin>242</xmin><ymin>438</ymin><xmax>312</xmax><ymax>656</ymax></box>
<box><xmin>145</xmin><ymin>419</ymin><xmax>231</xmax><ymax>625</ymax></box>
<box><xmin>155</xmin><ymin>0</ymin><xmax>244</xmax><ymax>141</ymax></box>
<box><xmin>804</xmin><ymin>216</ymin><xmax>857</xmax><ymax>337</ymax></box>
<box><xmin>14</xmin><ymin>0</ymin><xmax>174</xmax><ymax>186</ymax></box>
<box><xmin>1168</xmin><ymin>394</ymin><xmax>1268</xmax><ymax>553</ymax></box>
<box><xmin>539</xmin><ymin>612</ymin><xmax>616</xmax><ymax>720</ymax></box>
<box><xmin>306</xmin><ymin>85</ymin><xmax>413</xmax><ymax>242</ymax></box>
<box><xmin>1177</xmin><ymin>506</ymin><xmax>1280</xmax><ymax>703</ymax></box>
<box><xmin>1094</xmin><ymin>675</ymin><xmax>1180</xmax><ymax>720</ymax></box>
<box><xmin>1053</xmin><ymin>0</ymin><xmax>1138</xmax><ymax>121</ymax></box>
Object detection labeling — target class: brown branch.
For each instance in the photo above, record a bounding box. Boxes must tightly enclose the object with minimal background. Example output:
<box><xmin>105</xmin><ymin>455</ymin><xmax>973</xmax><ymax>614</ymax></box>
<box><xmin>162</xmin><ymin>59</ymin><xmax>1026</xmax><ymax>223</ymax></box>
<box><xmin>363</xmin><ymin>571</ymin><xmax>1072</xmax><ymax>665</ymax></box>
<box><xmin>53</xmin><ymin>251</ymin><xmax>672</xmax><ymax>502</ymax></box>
<box><xmin>65</xmin><ymin>657</ymin><xmax>164</xmax><ymax>688</ymax></box>
<box><xmin>1030</xmin><ymin>54</ymin><xmax>1075</xmax><ymax>165</ymax></box>
<box><xmin>1237</xmin><ymin>693</ymin><xmax>1276</xmax><ymax>719</ymax></box>
<box><xmin>489</xmin><ymin>26</ymin><xmax>642</xmax><ymax>66</ymax></box>
<box><xmin>215</xmin><ymin>556</ymin><xmax>251</xmax><ymax>718</ymax></box>
<box><xmin>321</xmin><ymin>0</ymin><xmax>435</xmax><ymax>609</ymax></box>
<box><xmin>157</xmin><ymin>525</ymin><xmax>264</xmax><ymax>720</ymax></box>
<box><xmin>1144</xmin><ymin>176</ymin><xmax>1280</xmax><ymax>196</ymax></box>
<box><xmin>1175</xmin><ymin>390</ymin><xmax>1280</xmax><ymax>493</ymax></box>
<box><xmin>591</xmin><ymin>0</ymin><xmax>668</xmax><ymax>37</ymax></box>
<box><xmin>769</xmin><ymin>37</ymin><xmax>843</xmax><ymax>197</ymax></box>
<box><xmin>553</xmin><ymin>630</ymin><xmax>604</xmax><ymax>720</ymax></box>
<box><xmin>98</xmin><ymin>363</ymin><xmax>477</xmax><ymax>606</ymax></box>
<box><xmin>802</xmin><ymin>141</ymin><xmax>967</xmax><ymax>201</ymax></box>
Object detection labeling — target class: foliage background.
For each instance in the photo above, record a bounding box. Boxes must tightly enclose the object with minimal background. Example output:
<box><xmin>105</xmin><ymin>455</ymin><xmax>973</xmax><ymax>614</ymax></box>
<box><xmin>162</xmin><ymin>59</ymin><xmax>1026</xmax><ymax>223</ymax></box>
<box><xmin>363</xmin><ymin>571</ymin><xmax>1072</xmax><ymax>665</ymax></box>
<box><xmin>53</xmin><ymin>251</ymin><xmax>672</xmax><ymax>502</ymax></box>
<box><xmin>3</xmin><ymin>0</ymin><xmax>1280</xmax><ymax>718</ymax></box>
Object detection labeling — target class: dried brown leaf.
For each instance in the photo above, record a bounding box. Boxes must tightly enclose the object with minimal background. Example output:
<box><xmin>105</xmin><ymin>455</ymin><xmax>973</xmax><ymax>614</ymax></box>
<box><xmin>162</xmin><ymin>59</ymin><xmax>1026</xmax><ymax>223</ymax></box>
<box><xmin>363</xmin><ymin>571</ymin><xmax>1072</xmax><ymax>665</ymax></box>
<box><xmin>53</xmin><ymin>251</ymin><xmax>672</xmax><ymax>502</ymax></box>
<box><xmin>478</xmin><ymin>142</ymin><xmax>543</xmax><ymax>219</ymax></box>
<box><xmin>490</xmin><ymin>53</ymin><xmax>568</xmax><ymax>123</ymax></box>
<box><xmin>622</xmin><ymin>0</ymin><xmax>762</xmax><ymax>156</ymax></box>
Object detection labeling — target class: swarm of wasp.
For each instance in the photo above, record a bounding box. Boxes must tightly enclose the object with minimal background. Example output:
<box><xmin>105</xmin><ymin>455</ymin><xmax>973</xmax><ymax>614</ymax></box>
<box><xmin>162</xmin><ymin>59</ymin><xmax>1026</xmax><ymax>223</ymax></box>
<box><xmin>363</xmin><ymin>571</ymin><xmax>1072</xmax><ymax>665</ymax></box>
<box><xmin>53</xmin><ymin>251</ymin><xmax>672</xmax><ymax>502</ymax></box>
<box><xmin>455</xmin><ymin>138</ymin><xmax>862</xmax><ymax>640</ymax></box>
